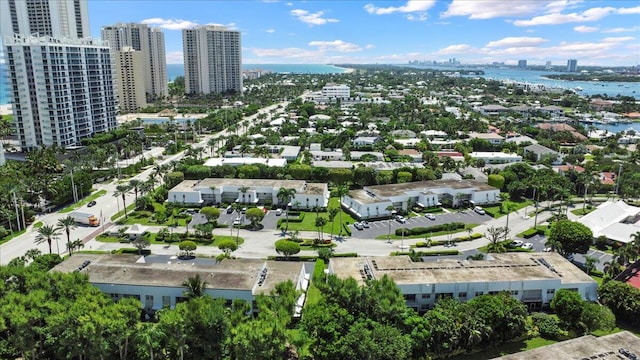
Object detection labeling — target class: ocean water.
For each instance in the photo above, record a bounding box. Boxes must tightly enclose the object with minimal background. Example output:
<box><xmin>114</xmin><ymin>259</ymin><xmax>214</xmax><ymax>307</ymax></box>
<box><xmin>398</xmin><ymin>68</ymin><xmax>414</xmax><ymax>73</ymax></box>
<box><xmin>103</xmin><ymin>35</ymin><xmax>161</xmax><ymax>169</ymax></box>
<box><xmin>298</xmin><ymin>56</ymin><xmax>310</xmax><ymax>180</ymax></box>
<box><xmin>167</xmin><ymin>63</ymin><xmax>348</xmax><ymax>81</ymax></box>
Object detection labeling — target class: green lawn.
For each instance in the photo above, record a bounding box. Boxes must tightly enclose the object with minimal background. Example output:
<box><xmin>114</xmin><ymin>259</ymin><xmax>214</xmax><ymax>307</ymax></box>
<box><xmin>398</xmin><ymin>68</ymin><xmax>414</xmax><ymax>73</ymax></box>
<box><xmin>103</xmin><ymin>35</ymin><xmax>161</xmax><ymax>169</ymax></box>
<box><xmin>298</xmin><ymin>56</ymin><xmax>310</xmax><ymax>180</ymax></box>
<box><xmin>571</xmin><ymin>208</ymin><xmax>595</xmax><ymax>216</ymax></box>
<box><xmin>110</xmin><ymin>203</ymin><xmax>136</xmax><ymax>221</ymax></box>
<box><xmin>279</xmin><ymin>198</ymin><xmax>357</xmax><ymax>235</ymax></box>
<box><xmin>59</xmin><ymin>190</ymin><xmax>107</xmax><ymax>213</ymax></box>
<box><xmin>0</xmin><ymin>229</ymin><xmax>27</xmax><ymax>245</ymax></box>
<box><xmin>33</xmin><ymin>222</ymin><xmax>43</xmax><ymax>229</ymax></box>
<box><xmin>484</xmin><ymin>200</ymin><xmax>534</xmax><ymax>219</ymax></box>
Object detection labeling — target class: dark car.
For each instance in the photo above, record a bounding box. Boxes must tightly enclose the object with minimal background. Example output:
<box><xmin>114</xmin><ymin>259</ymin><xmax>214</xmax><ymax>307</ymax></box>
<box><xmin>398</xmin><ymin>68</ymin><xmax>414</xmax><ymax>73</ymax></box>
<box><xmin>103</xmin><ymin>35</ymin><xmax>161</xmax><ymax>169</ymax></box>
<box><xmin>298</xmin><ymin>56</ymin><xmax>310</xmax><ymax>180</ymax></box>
<box><xmin>226</xmin><ymin>206</ymin><xmax>234</xmax><ymax>214</ymax></box>
<box><xmin>87</xmin><ymin>200</ymin><xmax>97</xmax><ymax>207</ymax></box>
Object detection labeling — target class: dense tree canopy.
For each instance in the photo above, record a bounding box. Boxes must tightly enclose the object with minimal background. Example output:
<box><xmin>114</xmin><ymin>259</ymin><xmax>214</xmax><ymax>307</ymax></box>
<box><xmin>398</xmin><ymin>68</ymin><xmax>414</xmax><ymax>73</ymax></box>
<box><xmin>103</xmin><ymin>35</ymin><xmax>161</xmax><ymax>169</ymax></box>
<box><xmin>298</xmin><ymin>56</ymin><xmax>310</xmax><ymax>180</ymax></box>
<box><xmin>548</xmin><ymin>220</ymin><xmax>593</xmax><ymax>257</ymax></box>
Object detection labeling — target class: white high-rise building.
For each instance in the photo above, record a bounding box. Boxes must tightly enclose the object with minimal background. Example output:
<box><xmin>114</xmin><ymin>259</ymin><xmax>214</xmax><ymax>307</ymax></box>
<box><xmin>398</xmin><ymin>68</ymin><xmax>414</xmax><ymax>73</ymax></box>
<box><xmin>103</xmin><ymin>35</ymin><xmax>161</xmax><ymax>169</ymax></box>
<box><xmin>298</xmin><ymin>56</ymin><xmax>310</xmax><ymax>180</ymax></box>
<box><xmin>182</xmin><ymin>25</ymin><xmax>242</xmax><ymax>95</ymax></box>
<box><xmin>4</xmin><ymin>34</ymin><xmax>118</xmax><ymax>150</ymax></box>
<box><xmin>114</xmin><ymin>47</ymin><xmax>147</xmax><ymax>113</ymax></box>
<box><xmin>567</xmin><ymin>59</ymin><xmax>578</xmax><ymax>72</ymax></box>
<box><xmin>101</xmin><ymin>23</ymin><xmax>168</xmax><ymax>99</ymax></box>
<box><xmin>0</xmin><ymin>0</ymin><xmax>90</xmax><ymax>39</ymax></box>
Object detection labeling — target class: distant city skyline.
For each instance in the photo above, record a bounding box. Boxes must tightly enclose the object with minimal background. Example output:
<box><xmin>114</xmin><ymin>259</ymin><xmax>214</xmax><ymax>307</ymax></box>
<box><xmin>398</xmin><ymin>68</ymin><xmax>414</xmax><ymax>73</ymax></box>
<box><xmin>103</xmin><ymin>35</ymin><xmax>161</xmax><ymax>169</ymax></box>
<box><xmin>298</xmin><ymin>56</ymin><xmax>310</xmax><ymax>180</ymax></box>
<box><xmin>85</xmin><ymin>0</ymin><xmax>640</xmax><ymax>66</ymax></box>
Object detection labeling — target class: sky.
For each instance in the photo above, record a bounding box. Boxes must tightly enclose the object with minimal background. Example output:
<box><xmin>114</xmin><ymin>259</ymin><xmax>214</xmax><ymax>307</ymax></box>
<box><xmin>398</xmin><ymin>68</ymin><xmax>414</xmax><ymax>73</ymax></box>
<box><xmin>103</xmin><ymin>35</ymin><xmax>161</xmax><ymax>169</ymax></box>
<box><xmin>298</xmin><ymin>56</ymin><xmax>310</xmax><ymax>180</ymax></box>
<box><xmin>88</xmin><ymin>0</ymin><xmax>640</xmax><ymax>66</ymax></box>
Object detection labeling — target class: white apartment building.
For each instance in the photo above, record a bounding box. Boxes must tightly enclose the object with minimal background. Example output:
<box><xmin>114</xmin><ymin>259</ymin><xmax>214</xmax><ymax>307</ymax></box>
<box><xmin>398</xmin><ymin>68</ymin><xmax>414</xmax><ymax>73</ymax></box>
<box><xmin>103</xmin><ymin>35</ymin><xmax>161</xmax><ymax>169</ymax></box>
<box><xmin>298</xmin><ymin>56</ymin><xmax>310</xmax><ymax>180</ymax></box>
<box><xmin>4</xmin><ymin>34</ymin><xmax>118</xmax><ymax>150</ymax></box>
<box><xmin>321</xmin><ymin>84</ymin><xmax>350</xmax><ymax>99</ymax></box>
<box><xmin>0</xmin><ymin>143</ymin><xmax>5</xmax><ymax>166</ymax></box>
<box><xmin>330</xmin><ymin>253</ymin><xmax>598</xmax><ymax>312</ymax></box>
<box><xmin>114</xmin><ymin>47</ymin><xmax>147</xmax><ymax>112</ymax></box>
<box><xmin>469</xmin><ymin>152</ymin><xmax>523</xmax><ymax>164</ymax></box>
<box><xmin>52</xmin><ymin>254</ymin><xmax>310</xmax><ymax>312</ymax></box>
<box><xmin>342</xmin><ymin>179</ymin><xmax>500</xmax><ymax>220</ymax></box>
<box><xmin>182</xmin><ymin>25</ymin><xmax>242</xmax><ymax>95</ymax></box>
<box><xmin>101</xmin><ymin>23</ymin><xmax>168</xmax><ymax>99</ymax></box>
<box><xmin>0</xmin><ymin>0</ymin><xmax>89</xmax><ymax>39</ymax></box>
<box><xmin>168</xmin><ymin>178</ymin><xmax>329</xmax><ymax>209</ymax></box>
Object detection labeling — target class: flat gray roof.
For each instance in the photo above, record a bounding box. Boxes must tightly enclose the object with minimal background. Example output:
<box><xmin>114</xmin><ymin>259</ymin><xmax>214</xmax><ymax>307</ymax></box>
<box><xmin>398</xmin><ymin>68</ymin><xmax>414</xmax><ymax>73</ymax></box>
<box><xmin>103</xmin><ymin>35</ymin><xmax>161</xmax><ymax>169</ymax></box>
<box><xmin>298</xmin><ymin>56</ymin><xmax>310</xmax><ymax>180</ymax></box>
<box><xmin>495</xmin><ymin>331</ymin><xmax>640</xmax><ymax>360</ymax></box>
<box><xmin>361</xmin><ymin>179</ymin><xmax>497</xmax><ymax>198</ymax></box>
<box><xmin>330</xmin><ymin>253</ymin><xmax>595</xmax><ymax>286</ymax></box>
<box><xmin>51</xmin><ymin>254</ymin><xmax>303</xmax><ymax>294</ymax></box>
<box><xmin>174</xmin><ymin>178</ymin><xmax>327</xmax><ymax>196</ymax></box>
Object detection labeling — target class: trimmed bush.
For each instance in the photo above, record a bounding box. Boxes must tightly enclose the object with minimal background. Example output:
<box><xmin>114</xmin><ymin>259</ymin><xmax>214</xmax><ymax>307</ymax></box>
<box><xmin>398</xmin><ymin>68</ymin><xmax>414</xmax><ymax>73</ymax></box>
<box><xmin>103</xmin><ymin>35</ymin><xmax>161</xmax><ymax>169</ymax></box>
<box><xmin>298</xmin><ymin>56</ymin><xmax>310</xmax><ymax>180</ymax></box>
<box><xmin>521</xmin><ymin>228</ymin><xmax>539</xmax><ymax>238</ymax></box>
<box><xmin>394</xmin><ymin>222</ymin><xmax>465</xmax><ymax>236</ymax></box>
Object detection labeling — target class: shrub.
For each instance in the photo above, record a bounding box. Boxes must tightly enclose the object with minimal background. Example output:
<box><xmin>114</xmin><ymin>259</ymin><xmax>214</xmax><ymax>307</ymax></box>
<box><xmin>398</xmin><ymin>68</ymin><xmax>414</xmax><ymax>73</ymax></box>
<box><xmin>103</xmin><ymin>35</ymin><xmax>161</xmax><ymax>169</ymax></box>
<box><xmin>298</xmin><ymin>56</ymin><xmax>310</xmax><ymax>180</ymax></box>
<box><xmin>522</xmin><ymin>228</ymin><xmax>539</xmax><ymax>238</ymax></box>
<box><xmin>415</xmin><ymin>241</ymin><xmax>427</xmax><ymax>248</ymax></box>
<box><xmin>394</xmin><ymin>222</ymin><xmax>465</xmax><ymax>236</ymax></box>
<box><xmin>531</xmin><ymin>313</ymin><xmax>568</xmax><ymax>340</ymax></box>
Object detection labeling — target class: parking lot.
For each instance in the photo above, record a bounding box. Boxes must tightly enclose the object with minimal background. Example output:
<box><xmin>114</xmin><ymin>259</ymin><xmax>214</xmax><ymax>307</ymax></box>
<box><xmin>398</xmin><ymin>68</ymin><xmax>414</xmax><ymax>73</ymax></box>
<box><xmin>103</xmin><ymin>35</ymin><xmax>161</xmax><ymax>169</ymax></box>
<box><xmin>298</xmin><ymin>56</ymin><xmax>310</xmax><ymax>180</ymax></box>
<box><xmin>216</xmin><ymin>207</ymin><xmax>280</xmax><ymax>230</ymax></box>
<box><xmin>350</xmin><ymin>210</ymin><xmax>490</xmax><ymax>239</ymax></box>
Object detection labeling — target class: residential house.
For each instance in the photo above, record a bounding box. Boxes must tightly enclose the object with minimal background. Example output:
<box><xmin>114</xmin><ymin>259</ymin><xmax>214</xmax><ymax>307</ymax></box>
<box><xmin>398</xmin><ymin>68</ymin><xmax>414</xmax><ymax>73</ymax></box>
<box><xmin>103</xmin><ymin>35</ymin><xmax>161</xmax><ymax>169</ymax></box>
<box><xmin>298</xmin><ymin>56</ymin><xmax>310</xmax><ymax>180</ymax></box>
<box><xmin>468</xmin><ymin>132</ymin><xmax>505</xmax><ymax>145</ymax></box>
<box><xmin>523</xmin><ymin>144</ymin><xmax>563</xmax><ymax>164</ymax></box>
<box><xmin>352</xmin><ymin>136</ymin><xmax>380</xmax><ymax>147</ymax></box>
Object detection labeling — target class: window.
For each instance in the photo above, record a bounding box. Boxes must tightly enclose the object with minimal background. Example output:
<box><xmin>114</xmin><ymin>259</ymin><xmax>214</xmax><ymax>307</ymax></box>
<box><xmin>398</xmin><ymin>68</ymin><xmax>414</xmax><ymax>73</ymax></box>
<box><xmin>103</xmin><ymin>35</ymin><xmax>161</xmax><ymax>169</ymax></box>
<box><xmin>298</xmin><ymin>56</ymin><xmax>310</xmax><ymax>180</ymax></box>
<box><xmin>421</xmin><ymin>293</ymin><xmax>431</xmax><ymax>299</ymax></box>
<box><xmin>404</xmin><ymin>294</ymin><xmax>416</xmax><ymax>301</ymax></box>
<box><xmin>488</xmin><ymin>291</ymin><xmax>499</xmax><ymax>295</ymax></box>
<box><xmin>475</xmin><ymin>291</ymin><xmax>484</xmax><ymax>297</ymax></box>
<box><xmin>547</xmin><ymin>289</ymin><xmax>555</xmax><ymax>295</ymax></box>
<box><xmin>510</xmin><ymin>290</ymin><xmax>519</xmax><ymax>296</ymax></box>
<box><xmin>458</xmin><ymin>292</ymin><xmax>467</xmax><ymax>298</ymax></box>
<box><xmin>162</xmin><ymin>296</ymin><xmax>171</xmax><ymax>308</ymax></box>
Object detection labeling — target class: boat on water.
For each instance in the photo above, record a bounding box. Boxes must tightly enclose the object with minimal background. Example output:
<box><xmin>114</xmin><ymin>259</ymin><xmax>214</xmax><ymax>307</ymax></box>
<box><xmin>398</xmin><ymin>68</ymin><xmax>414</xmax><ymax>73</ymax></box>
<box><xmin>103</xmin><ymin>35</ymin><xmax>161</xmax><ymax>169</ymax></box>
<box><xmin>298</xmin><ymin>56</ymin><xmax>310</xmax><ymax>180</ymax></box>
<box><xmin>574</xmin><ymin>86</ymin><xmax>583</xmax><ymax>91</ymax></box>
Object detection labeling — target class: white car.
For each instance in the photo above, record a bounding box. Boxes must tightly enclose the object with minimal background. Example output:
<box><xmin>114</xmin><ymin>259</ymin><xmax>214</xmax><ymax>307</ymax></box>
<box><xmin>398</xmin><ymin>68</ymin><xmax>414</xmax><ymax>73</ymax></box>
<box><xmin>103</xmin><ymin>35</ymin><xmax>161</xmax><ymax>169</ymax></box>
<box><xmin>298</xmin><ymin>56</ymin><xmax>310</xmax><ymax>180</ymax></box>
<box><xmin>473</xmin><ymin>206</ymin><xmax>486</xmax><ymax>215</ymax></box>
<box><xmin>511</xmin><ymin>240</ymin><xmax>523</xmax><ymax>248</ymax></box>
<box><xmin>361</xmin><ymin>221</ymin><xmax>370</xmax><ymax>228</ymax></box>
<box><xmin>275</xmin><ymin>208</ymin><xmax>283</xmax><ymax>216</ymax></box>
<box><xmin>396</xmin><ymin>215</ymin><xmax>407</xmax><ymax>224</ymax></box>
<box><xmin>353</xmin><ymin>222</ymin><xmax>364</xmax><ymax>230</ymax></box>
<box><xmin>522</xmin><ymin>243</ymin><xmax>534</xmax><ymax>250</ymax></box>
<box><xmin>232</xmin><ymin>218</ymin><xmax>242</xmax><ymax>226</ymax></box>
<box><xmin>425</xmin><ymin>213</ymin><xmax>436</xmax><ymax>220</ymax></box>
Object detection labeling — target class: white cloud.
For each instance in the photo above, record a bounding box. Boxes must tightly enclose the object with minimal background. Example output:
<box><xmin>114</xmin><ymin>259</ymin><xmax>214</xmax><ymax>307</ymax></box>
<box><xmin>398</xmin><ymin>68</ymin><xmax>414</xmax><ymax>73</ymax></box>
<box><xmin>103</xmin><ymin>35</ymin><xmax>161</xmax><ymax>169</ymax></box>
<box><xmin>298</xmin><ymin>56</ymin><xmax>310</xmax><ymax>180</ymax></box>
<box><xmin>485</xmin><ymin>37</ymin><xmax>548</xmax><ymax>48</ymax></box>
<box><xmin>601</xmin><ymin>36</ymin><xmax>636</xmax><ymax>43</ymax></box>
<box><xmin>166</xmin><ymin>51</ymin><xmax>183</xmax><ymax>64</ymax></box>
<box><xmin>512</xmin><ymin>6</ymin><xmax>640</xmax><ymax>26</ymax></box>
<box><xmin>266</xmin><ymin>29</ymin><xmax>275</xmax><ymax>33</ymax></box>
<box><xmin>603</xmin><ymin>26</ymin><xmax>640</xmax><ymax>33</ymax></box>
<box><xmin>436</xmin><ymin>44</ymin><xmax>473</xmax><ymax>54</ymax></box>
<box><xmin>141</xmin><ymin>18</ymin><xmax>198</xmax><ymax>30</ymax></box>
<box><xmin>441</xmin><ymin>0</ymin><xmax>550</xmax><ymax>19</ymax></box>
<box><xmin>290</xmin><ymin>9</ymin><xmax>338</xmax><ymax>26</ymax></box>
<box><xmin>308</xmin><ymin>40</ymin><xmax>362</xmax><ymax>52</ymax></box>
<box><xmin>365</xmin><ymin>44</ymin><xmax>375</xmax><ymax>49</ymax></box>
<box><xmin>574</xmin><ymin>25</ymin><xmax>599</xmax><ymax>32</ymax></box>
<box><xmin>364</xmin><ymin>1</ymin><xmax>436</xmax><ymax>16</ymax></box>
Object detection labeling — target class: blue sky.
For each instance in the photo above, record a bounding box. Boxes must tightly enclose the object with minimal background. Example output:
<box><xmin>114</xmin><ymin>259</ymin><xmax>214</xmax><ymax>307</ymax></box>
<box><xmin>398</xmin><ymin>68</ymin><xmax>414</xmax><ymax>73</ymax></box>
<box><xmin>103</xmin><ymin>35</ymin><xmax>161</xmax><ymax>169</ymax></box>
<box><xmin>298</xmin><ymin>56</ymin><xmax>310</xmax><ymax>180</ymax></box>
<box><xmin>88</xmin><ymin>0</ymin><xmax>640</xmax><ymax>66</ymax></box>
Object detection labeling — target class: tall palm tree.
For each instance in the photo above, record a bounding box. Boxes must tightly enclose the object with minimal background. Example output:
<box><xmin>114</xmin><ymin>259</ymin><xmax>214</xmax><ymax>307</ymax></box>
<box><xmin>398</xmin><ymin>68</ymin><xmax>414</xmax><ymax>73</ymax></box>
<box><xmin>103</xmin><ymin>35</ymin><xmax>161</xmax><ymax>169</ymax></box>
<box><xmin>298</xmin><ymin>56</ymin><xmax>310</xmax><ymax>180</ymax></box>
<box><xmin>335</xmin><ymin>185</ymin><xmax>350</xmax><ymax>236</ymax></box>
<box><xmin>277</xmin><ymin>187</ymin><xmax>296</xmax><ymax>231</ymax></box>
<box><xmin>315</xmin><ymin>216</ymin><xmax>328</xmax><ymax>243</ymax></box>
<box><xmin>114</xmin><ymin>184</ymin><xmax>131</xmax><ymax>219</ymax></box>
<box><xmin>56</xmin><ymin>216</ymin><xmax>77</xmax><ymax>250</ymax></box>
<box><xmin>128</xmin><ymin>179</ymin><xmax>142</xmax><ymax>203</ymax></box>
<box><xmin>328</xmin><ymin>207</ymin><xmax>339</xmax><ymax>240</ymax></box>
<box><xmin>34</xmin><ymin>224</ymin><xmax>61</xmax><ymax>254</ymax></box>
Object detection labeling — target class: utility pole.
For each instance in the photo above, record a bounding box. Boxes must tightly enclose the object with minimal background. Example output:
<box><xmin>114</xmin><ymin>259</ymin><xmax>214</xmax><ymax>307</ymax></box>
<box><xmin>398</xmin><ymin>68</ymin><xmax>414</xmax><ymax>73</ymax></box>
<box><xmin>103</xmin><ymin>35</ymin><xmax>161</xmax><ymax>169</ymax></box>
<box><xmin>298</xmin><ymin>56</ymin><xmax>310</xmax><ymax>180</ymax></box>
<box><xmin>12</xmin><ymin>191</ymin><xmax>21</xmax><ymax>231</ymax></box>
<box><xmin>534</xmin><ymin>186</ymin><xmax>539</xmax><ymax>228</ymax></box>
<box><xmin>69</xmin><ymin>166</ymin><xmax>78</xmax><ymax>203</ymax></box>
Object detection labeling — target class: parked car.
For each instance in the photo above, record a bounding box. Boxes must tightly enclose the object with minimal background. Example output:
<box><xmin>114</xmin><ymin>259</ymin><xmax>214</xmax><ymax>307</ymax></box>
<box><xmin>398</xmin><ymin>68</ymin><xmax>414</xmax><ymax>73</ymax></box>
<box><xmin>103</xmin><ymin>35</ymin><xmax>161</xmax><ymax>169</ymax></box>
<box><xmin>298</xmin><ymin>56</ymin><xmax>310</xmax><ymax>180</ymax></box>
<box><xmin>275</xmin><ymin>208</ymin><xmax>283</xmax><ymax>216</ymax></box>
<box><xmin>511</xmin><ymin>240</ymin><xmax>523</xmax><ymax>248</ymax></box>
<box><xmin>87</xmin><ymin>200</ymin><xmax>96</xmax><ymax>207</ymax></box>
<box><xmin>226</xmin><ymin>206</ymin><xmax>234</xmax><ymax>214</ymax></box>
<box><xmin>361</xmin><ymin>220</ymin><xmax>370</xmax><ymax>228</ymax></box>
<box><xmin>425</xmin><ymin>213</ymin><xmax>436</xmax><ymax>220</ymax></box>
<box><xmin>473</xmin><ymin>206</ymin><xmax>486</xmax><ymax>215</ymax></box>
<box><xmin>522</xmin><ymin>243</ymin><xmax>534</xmax><ymax>250</ymax></box>
<box><xmin>543</xmin><ymin>247</ymin><xmax>553</xmax><ymax>252</ymax></box>
<box><xmin>241</xmin><ymin>207</ymin><xmax>247</xmax><ymax>214</ymax></box>
<box><xmin>232</xmin><ymin>217</ymin><xmax>242</xmax><ymax>226</ymax></box>
<box><xmin>353</xmin><ymin>222</ymin><xmax>364</xmax><ymax>230</ymax></box>
<box><xmin>395</xmin><ymin>215</ymin><xmax>407</xmax><ymax>224</ymax></box>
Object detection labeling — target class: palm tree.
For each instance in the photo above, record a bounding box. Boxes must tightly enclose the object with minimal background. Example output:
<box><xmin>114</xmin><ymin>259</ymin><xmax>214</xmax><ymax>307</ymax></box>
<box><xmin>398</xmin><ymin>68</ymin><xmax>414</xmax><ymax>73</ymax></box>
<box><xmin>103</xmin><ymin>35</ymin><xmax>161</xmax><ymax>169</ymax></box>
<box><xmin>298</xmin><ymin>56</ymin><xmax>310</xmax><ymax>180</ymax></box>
<box><xmin>34</xmin><ymin>224</ymin><xmax>61</xmax><ymax>254</ymax></box>
<box><xmin>386</xmin><ymin>205</ymin><xmax>395</xmax><ymax>243</ymax></box>
<box><xmin>128</xmin><ymin>179</ymin><xmax>142</xmax><ymax>203</ymax></box>
<box><xmin>315</xmin><ymin>216</ymin><xmax>328</xmax><ymax>244</ymax></box>
<box><xmin>502</xmin><ymin>200</ymin><xmax>518</xmax><ymax>241</ymax></box>
<box><xmin>56</xmin><ymin>215</ymin><xmax>77</xmax><ymax>250</ymax></box>
<box><xmin>277</xmin><ymin>187</ymin><xmax>296</xmax><ymax>231</ymax></box>
<box><xmin>114</xmin><ymin>184</ymin><xmax>131</xmax><ymax>219</ymax></box>
<box><xmin>238</xmin><ymin>186</ymin><xmax>250</xmax><ymax>204</ymax></box>
<box><xmin>335</xmin><ymin>185</ymin><xmax>350</xmax><ymax>236</ymax></box>
<box><xmin>182</xmin><ymin>274</ymin><xmax>208</xmax><ymax>299</ymax></box>
<box><xmin>603</xmin><ymin>258</ymin><xmax>623</xmax><ymax>278</ymax></box>
<box><xmin>328</xmin><ymin>207</ymin><xmax>339</xmax><ymax>240</ymax></box>
<box><xmin>584</xmin><ymin>256</ymin><xmax>600</xmax><ymax>275</ymax></box>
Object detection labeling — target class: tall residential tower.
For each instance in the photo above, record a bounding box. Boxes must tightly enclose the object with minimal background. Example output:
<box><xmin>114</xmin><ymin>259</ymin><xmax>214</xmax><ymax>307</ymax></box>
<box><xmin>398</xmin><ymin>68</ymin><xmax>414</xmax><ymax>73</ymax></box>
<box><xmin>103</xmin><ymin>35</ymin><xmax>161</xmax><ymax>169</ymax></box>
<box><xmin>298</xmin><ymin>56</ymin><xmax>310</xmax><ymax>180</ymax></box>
<box><xmin>567</xmin><ymin>59</ymin><xmax>578</xmax><ymax>72</ymax></box>
<box><xmin>0</xmin><ymin>0</ymin><xmax>90</xmax><ymax>39</ymax></box>
<box><xmin>101</xmin><ymin>23</ymin><xmax>168</xmax><ymax>101</ymax></box>
<box><xmin>4</xmin><ymin>35</ymin><xmax>118</xmax><ymax>150</ymax></box>
<box><xmin>182</xmin><ymin>25</ymin><xmax>242</xmax><ymax>95</ymax></box>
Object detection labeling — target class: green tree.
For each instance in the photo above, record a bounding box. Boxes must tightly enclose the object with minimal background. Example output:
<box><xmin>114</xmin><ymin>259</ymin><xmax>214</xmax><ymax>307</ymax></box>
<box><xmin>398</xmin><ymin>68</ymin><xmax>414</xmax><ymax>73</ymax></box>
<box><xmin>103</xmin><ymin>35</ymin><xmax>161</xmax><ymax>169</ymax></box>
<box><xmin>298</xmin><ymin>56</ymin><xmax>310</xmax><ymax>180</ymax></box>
<box><xmin>580</xmin><ymin>303</ymin><xmax>616</xmax><ymax>333</ymax></box>
<box><xmin>200</xmin><ymin>206</ymin><xmax>220</xmax><ymax>222</ymax></box>
<box><xmin>288</xmin><ymin>164</ymin><xmax>312</xmax><ymax>180</ymax></box>
<box><xmin>178</xmin><ymin>240</ymin><xmax>197</xmax><ymax>258</ymax></box>
<box><xmin>231</xmin><ymin>319</ymin><xmax>288</xmax><ymax>360</ymax></box>
<box><xmin>277</xmin><ymin>187</ymin><xmax>296</xmax><ymax>231</ymax></box>
<box><xmin>315</xmin><ymin>216</ymin><xmax>328</xmax><ymax>243</ymax></box>
<box><xmin>132</xmin><ymin>236</ymin><xmax>150</xmax><ymax>255</ymax></box>
<box><xmin>56</xmin><ymin>215</ymin><xmax>77</xmax><ymax>251</ymax></box>
<box><xmin>128</xmin><ymin>179</ymin><xmax>142</xmax><ymax>203</ymax></box>
<box><xmin>275</xmin><ymin>240</ymin><xmax>300</xmax><ymax>260</ymax></box>
<box><xmin>488</xmin><ymin>174</ymin><xmax>505</xmax><ymax>189</ymax></box>
<box><xmin>34</xmin><ymin>224</ymin><xmax>61</xmax><ymax>254</ymax></box>
<box><xmin>245</xmin><ymin>207</ymin><xmax>265</xmax><ymax>229</ymax></box>
<box><xmin>485</xmin><ymin>226</ymin><xmax>507</xmax><ymax>253</ymax></box>
<box><xmin>218</xmin><ymin>239</ymin><xmax>238</xmax><ymax>258</ymax></box>
<box><xmin>548</xmin><ymin>220</ymin><xmax>593</xmax><ymax>257</ymax></box>
<box><xmin>550</xmin><ymin>289</ymin><xmax>585</xmax><ymax>328</ymax></box>
<box><xmin>182</xmin><ymin>274</ymin><xmax>207</xmax><ymax>298</ymax></box>
<box><xmin>114</xmin><ymin>184</ymin><xmax>131</xmax><ymax>219</ymax></box>
<box><xmin>335</xmin><ymin>185</ymin><xmax>349</xmax><ymax>236</ymax></box>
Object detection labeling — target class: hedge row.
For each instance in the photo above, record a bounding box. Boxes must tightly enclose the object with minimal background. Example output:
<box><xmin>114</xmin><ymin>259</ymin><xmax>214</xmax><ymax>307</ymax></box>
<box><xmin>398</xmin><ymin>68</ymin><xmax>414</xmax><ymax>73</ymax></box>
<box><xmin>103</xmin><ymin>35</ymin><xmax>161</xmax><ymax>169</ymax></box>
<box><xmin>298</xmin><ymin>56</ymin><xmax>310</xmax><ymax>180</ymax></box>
<box><xmin>111</xmin><ymin>248</ymin><xmax>151</xmax><ymax>255</ymax></box>
<box><xmin>395</xmin><ymin>222</ymin><xmax>466</xmax><ymax>236</ymax></box>
<box><xmin>414</xmin><ymin>233</ymin><xmax>482</xmax><ymax>247</ymax></box>
<box><xmin>392</xmin><ymin>250</ymin><xmax>460</xmax><ymax>256</ymax></box>
<box><xmin>521</xmin><ymin>227</ymin><xmax>546</xmax><ymax>239</ymax></box>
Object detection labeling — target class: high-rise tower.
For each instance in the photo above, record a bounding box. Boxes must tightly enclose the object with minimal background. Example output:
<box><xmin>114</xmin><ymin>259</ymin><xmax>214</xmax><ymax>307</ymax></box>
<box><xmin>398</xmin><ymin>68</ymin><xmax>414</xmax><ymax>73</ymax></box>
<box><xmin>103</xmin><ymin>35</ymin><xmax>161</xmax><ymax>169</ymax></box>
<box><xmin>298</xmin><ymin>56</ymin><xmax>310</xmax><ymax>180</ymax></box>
<box><xmin>182</xmin><ymin>25</ymin><xmax>242</xmax><ymax>95</ymax></box>
<box><xmin>0</xmin><ymin>0</ymin><xmax>90</xmax><ymax>39</ymax></box>
<box><xmin>101</xmin><ymin>23</ymin><xmax>168</xmax><ymax>99</ymax></box>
